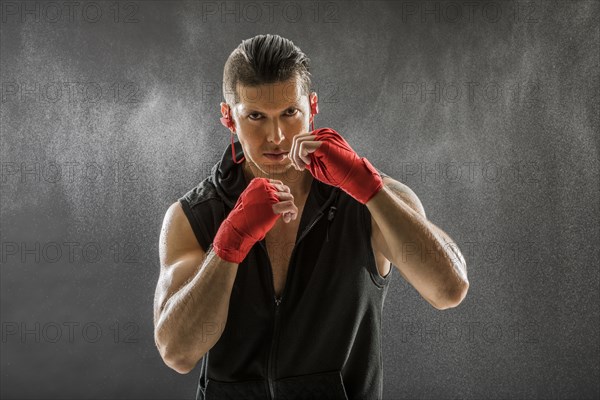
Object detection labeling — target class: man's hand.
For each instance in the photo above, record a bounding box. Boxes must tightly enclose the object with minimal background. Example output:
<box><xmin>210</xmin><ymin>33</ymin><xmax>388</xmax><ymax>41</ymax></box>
<box><xmin>269</xmin><ymin>179</ymin><xmax>298</xmax><ymax>224</ymax></box>
<box><xmin>288</xmin><ymin>127</ymin><xmax>384</xmax><ymax>204</ymax></box>
<box><xmin>213</xmin><ymin>178</ymin><xmax>298</xmax><ymax>264</ymax></box>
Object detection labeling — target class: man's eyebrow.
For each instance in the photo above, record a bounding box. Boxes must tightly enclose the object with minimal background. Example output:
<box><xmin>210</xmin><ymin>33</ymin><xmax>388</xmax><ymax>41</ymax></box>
<box><xmin>241</xmin><ymin>103</ymin><xmax>301</xmax><ymax>113</ymax></box>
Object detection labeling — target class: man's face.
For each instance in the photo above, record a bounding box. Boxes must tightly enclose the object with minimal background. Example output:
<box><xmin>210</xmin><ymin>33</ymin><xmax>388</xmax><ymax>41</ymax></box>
<box><xmin>230</xmin><ymin>78</ymin><xmax>315</xmax><ymax>176</ymax></box>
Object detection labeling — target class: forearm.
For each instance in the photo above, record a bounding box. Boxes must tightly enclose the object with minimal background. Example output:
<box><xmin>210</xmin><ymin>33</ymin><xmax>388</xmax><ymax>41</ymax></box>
<box><xmin>155</xmin><ymin>246</ymin><xmax>238</xmax><ymax>369</ymax></box>
<box><xmin>367</xmin><ymin>185</ymin><xmax>468</xmax><ymax>306</ymax></box>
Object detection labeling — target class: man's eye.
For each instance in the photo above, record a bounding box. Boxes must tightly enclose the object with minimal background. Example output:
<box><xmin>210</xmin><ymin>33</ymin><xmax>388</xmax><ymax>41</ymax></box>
<box><xmin>248</xmin><ymin>109</ymin><xmax>297</xmax><ymax>120</ymax></box>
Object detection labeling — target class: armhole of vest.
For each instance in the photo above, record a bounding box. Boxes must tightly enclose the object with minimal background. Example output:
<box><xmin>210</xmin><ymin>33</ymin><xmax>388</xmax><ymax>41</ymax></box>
<box><xmin>179</xmin><ymin>198</ymin><xmax>210</xmax><ymax>254</ymax></box>
<box><xmin>195</xmin><ymin>353</ymin><xmax>208</xmax><ymax>400</ymax></box>
<box><xmin>361</xmin><ymin>203</ymin><xmax>393</xmax><ymax>288</ymax></box>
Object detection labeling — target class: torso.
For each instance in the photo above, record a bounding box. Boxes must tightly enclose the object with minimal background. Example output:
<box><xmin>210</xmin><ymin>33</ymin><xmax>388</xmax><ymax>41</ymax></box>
<box><xmin>252</xmin><ymin>162</ymin><xmax>389</xmax><ymax>298</ymax></box>
<box><xmin>264</xmin><ymin>205</ymin><xmax>391</xmax><ymax>299</ymax></box>
<box><xmin>265</xmin><ymin>210</ymin><xmax>303</xmax><ymax>298</ymax></box>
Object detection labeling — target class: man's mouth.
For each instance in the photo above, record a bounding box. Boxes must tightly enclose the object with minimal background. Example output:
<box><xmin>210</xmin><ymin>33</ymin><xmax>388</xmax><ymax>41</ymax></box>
<box><xmin>264</xmin><ymin>152</ymin><xmax>289</xmax><ymax>161</ymax></box>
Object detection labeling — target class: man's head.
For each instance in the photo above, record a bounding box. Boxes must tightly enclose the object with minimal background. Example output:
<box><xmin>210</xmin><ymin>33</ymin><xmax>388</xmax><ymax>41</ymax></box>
<box><xmin>221</xmin><ymin>34</ymin><xmax>318</xmax><ymax>177</ymax></box>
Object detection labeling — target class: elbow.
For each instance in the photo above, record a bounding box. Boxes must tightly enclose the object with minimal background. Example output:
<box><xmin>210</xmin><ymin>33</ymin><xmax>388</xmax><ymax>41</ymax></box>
<box><xmin>165</xmin><ymin>355</ymin><xmax>197</xmax><ymax>375</ymax></box>
<box><xmin>432</xmin><ymin>280</ymin><xmax>469</xmax><ymax>310</ymax></box>
<box><xmin>160</xmin><ymin>344</ymin><xmax>202</xmax><ymax>375</ymax></box>
<box><xmin>451</xmin><ymin>278</ymin><xmax>469</xmax><ymax>307</ymax></box>
<box><xmin>155</xmin><ymin>334</ymin><xmax>203</xmax><ymax>375</ymax></box>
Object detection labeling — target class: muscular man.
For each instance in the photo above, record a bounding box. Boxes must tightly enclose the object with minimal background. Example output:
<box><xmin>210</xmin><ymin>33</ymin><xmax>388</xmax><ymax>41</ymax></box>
<box><xmin>154</xmin><ymin>34</ymin><xmax>469</xmax><ymax>400</ymax></box>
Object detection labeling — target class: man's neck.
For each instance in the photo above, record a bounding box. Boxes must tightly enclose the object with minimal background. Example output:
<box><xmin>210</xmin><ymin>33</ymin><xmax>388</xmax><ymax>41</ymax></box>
<box><xmin>242</xmin><ymin>161</ymin><xmax>313</xmax><ymax>200</ymax></box>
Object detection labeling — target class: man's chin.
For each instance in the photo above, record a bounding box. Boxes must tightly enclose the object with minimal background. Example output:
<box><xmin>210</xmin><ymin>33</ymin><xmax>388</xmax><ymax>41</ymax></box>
<box><xmin>254</xmin><ymin>159</ymin><xmax>304</xmax><ymax>179</ymax></box>
<box><xmin>259</xmin><ymin>161</ymin><xmax>292</xmax><ymax>175</ymax></box>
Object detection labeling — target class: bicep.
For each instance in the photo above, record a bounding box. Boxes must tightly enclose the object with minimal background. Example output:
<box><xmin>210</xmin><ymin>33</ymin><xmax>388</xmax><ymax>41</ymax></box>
<box><xmin>371</xmin><ymin>176</ymin><xmax>428</xmax><ymax>266</ymax></box>
<box><xmin>377</xmin><ymin>176</ymin><xmax>466</xmax><ymax>305</ymax></box>
<box><xmin>154</xmin><ymin>202</ymin><xmax>207</xmax><ymax>326</ymax></box>
<box><xmin>371</xmin><ymin>214</ymin><xmax>415</xmax><ymax>283</ymax></box>
<box><xmin>373</xmin><ymin>176</ymin><xmax>446</xmax><ymax>304</ymax></box>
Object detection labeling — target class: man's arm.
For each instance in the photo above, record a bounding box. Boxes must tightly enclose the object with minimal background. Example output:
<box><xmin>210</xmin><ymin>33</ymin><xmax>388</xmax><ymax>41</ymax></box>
<box><xmin>154</xmin><ymin>202</ymin><xmax>238</xmax><ymax>374</ymax></box>
<box><xmin>367</xmin><ymin>174</ymin><xmax>469</xmax><ymax>309</ymax></box>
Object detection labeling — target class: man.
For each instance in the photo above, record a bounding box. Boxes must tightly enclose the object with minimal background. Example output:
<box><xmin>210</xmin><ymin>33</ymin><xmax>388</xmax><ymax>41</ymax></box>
<box><xmin>154</xmin><ymin>34</ymin><xmax>469</xmax><ymax>400</ymax></box>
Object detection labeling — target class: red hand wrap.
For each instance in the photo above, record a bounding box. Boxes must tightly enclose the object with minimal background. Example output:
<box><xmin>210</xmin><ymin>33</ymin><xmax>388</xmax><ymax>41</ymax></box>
<box><xmin>213</xmin><ymin>178</ymin><xmax>280</xmax><ymax>264</ymax></box>
<box><xmin>307</xmin><ymin>128</ymin><xmax>384</xmax><ymax>204</ymax></box>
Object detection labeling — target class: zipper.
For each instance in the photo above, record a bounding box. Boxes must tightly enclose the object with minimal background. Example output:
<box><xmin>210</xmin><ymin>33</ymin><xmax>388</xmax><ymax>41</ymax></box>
<box><xmin>261</xmin><ymin>210</ymin><xmax>327</xmax><ymax>400</ymax></box>
<box><xmin>267</xmin><ymin>295</ymin><xmax>281</xmax><ymax>399</ymax></box>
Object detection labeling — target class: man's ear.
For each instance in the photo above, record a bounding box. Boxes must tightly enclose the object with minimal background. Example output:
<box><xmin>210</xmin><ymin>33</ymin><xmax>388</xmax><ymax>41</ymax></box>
<box><xmin>220</xmin><ymin>102</ymin><xmax>230</xmax><ymax>118</ymax></box>
<box><xmin>309</xmin><ymin>92</ymin><xmax>319</xmax><ymax>120</ymax></box>
<box><xmin>220</xmin><ymin>102</ymin><xmax>236</xmax><ymax>133</ymax></box>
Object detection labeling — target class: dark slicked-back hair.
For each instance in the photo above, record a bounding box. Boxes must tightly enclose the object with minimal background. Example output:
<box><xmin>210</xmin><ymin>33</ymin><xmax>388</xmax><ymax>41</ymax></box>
<box><xmin>222</xmin><ymin>34</ymin><xmax>312</xmax><ymax>109</ymax></box>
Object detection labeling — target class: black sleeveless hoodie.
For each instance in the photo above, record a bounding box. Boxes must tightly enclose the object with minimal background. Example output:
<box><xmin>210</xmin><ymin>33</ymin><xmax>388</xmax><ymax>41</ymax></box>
<box><xmin>178</xmin><ymin>140</ymin><xmax>393</xmax><ymax>400</ymax></box>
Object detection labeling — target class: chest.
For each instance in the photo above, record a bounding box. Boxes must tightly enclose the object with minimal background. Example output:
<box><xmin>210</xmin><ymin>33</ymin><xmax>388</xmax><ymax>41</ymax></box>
<box><xmin>264</xmin><ymin>213</ymin><xmax>302</xmax><ymax>299</ymax></box>
<box><xmin>262</xmin><ymin>201</ymin><xmax>390</xmax><ymax>299</ymax></box>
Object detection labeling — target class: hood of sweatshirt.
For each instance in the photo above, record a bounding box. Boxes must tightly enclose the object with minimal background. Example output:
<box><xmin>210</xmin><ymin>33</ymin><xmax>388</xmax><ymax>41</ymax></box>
<box><xmin>211</xmin><ymin>139</ymin><xmax>341</xmax><ymax>232</ymax></box>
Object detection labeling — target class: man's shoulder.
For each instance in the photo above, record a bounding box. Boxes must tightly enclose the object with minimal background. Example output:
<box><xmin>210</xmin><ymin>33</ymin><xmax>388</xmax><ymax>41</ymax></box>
<box><xmin>175</xmin><ymin>175</ymin><xmax>225</xmax><ymax>252</ymax></box>
<box><xmin>179</xmin><ymin>175</ymin><xmax>221</xmax><ymax>209</ymax></box>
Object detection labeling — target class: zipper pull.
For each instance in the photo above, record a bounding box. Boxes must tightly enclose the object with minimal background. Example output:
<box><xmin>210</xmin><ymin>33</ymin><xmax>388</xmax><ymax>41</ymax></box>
<box><xmin>326</xmin><ymin>206</ymin><xmax>337</xmax><ymax>242</ymax></box>
<box><xmin>328</xmin><ymin>206</ymin><xmax>337</xmax><ymax>221</ymax></box>
<box><xmin>275</xmin><ymin>296</ymin><xmax>281</xmax><ymax>307</ymax></box>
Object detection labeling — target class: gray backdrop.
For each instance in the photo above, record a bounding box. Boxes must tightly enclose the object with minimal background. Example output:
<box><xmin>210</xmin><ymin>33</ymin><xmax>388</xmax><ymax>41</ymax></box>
<box><xmin>1</xmin><ymin>0</ymin><xmax>598</xmax><ymax>399</ymax></box>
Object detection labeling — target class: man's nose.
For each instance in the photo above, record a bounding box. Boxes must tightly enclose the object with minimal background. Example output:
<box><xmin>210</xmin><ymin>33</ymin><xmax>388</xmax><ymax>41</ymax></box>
<box><xmin>267</xmin><ymin>122</ymin><xmax>285</xmax><ymax>144</ymax></box>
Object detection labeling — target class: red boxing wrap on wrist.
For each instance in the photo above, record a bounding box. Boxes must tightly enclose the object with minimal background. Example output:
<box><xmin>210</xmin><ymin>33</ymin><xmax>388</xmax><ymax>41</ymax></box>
<box><xmin>213</xmin><ymin>178</ymin><xmax>280</xmax><ymax>264</ymax></box>
<box><xmin>307</xmin><ymin>128</ymin><xmax>384</xmax><ymax>204</ymax></box>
